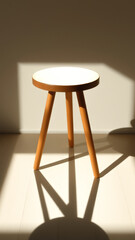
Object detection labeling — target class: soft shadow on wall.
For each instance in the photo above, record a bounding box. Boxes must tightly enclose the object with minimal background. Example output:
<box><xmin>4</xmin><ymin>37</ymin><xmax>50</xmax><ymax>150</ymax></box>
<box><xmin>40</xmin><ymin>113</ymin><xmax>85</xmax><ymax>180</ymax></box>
<box><xmin>0</xmin><ymin>0</ymin><xmax>135</xmax><ymax>132</ymax></box>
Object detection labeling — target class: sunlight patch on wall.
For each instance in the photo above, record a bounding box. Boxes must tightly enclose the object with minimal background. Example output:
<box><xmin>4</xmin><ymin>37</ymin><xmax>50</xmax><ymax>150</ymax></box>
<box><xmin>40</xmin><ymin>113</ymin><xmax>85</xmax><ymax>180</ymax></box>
<box><xmin>17</xmin><ymin>63</ymin><xmax>134</xmax><ymax>133</ymax></box>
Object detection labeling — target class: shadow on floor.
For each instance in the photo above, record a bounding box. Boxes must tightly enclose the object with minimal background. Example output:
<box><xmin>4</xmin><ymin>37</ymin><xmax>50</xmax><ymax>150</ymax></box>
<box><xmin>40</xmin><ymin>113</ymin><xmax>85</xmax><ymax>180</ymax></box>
<box><xmin>1</xmin><ymin>129</ymin><xmax>135</xmax><ymax>191</ymax></box>
<box><xmin>29</xmin><ymin>148</ymin><xmax>109</xmax><ymax>240</ymax></box>
<box><xmin>1</xmin><ymin>132</ymin><xmax>135</xmax><ymax>239</ymax></box>
<box><xmin>0</xmin><ymin>232</ymin><xmax>135</xmax><ymax>240</ymax></box>
<box><xmin>29</xmin><ymin>217</ymin><xmax>108</xmax><ymax>240</ymax></box>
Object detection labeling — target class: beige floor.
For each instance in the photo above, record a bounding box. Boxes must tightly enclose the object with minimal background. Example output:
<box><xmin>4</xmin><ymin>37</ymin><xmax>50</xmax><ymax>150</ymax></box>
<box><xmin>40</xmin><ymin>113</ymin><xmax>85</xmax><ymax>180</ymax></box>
<box><xmin>0</xmin><ymin>133</ymin><xmax>135</xmax><ymax>240</ymax></box>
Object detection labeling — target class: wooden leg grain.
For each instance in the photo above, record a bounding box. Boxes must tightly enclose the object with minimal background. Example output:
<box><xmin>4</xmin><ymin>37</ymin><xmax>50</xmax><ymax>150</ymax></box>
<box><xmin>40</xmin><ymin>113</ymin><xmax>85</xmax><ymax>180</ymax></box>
<box><xmin>65</xmin><ymin>92</ymin><xmax>74</xmax><ymax>147</ymax></box>
<box><xmin>34</xmin><ymin>91</ymin><xmax>56</xmax><ymax>170</ymax></box>
<box><xmin>76</xmin><ymin>91</ymin><xmax>99</xmax><ymax>178</ymax></box>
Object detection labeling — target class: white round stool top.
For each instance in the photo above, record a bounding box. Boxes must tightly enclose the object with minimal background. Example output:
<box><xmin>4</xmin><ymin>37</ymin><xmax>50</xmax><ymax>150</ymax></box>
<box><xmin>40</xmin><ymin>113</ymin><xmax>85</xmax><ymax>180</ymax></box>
<box><xmin>32</xmin><ymin>67</ymin><xmax>99</xmax><ymax>92</ymax></box>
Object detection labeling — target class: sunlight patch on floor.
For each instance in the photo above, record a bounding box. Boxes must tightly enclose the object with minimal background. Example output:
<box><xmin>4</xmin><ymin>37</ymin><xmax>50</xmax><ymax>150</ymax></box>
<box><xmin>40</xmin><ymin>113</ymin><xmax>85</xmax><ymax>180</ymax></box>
<box><xmin>0</xmin><ymin>134</ymin><xmax>135</xmax><ymax>239</ymax></box>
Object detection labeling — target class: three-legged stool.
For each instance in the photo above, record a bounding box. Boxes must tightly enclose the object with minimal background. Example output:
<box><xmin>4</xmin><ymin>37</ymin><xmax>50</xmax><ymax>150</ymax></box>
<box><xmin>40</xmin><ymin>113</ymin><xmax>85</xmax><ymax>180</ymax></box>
<box><xmin>32</xmin><ymin>67</ymin><xmax>100</xmax><ymax>178</ymax></box>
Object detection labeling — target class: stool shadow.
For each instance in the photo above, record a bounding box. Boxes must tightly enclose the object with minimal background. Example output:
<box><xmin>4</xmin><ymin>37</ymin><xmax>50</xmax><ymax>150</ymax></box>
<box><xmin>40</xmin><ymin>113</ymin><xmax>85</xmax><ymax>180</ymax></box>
<box><xmin>38</xmin><ymin>132</ymin><xmax>129</xmax><ymax>178</ymax></box>
<box><xmin>29</xmin><ymin>148</ymin><xmax>109</xmax><ymax>240</ymax></box>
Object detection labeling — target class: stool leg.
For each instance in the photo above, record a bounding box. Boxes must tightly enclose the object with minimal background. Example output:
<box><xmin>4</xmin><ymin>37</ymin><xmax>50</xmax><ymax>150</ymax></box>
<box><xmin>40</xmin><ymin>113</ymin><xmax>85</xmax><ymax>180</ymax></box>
<box><xmin>76</xmin><ymin>91</ymin><xmax>99</xmax><ymax>178</ymax></box>
<box><xmin>65</xmin><ymin>92</ymin><xmax>74</xmax><ymax>147</ymax></box>
<box><xmin>34</xmin><ymin>91</ymin><xmax>56</xmax><ymax>170</ymax></box>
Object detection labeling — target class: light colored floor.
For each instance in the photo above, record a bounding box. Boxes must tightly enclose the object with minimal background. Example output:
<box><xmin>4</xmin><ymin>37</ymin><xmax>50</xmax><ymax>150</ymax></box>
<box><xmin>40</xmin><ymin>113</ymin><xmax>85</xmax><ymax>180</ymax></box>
<box><xmin>0</xmin><ymin>133</ymin><xmax>135</xmax><ymax>240</ymax></box>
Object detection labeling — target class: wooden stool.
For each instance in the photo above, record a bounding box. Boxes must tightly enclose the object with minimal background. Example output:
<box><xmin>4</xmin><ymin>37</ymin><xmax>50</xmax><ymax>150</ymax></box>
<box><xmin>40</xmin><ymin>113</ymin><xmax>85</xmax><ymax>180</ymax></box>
<box><xmin>32</xmin><ymin>67</ymin><xmax>100</xmax><ymax>178</ymax></box>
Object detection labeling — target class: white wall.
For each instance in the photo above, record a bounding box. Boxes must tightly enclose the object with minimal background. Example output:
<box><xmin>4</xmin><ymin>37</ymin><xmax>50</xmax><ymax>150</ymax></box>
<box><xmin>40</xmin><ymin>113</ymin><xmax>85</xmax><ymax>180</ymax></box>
<box><xmin>1</xmin><ymin>1</ymin><xmax>135</xmax><ymax>133</ymax></box>
<box><xmin>18</xmin><ymin>62</ymin><xmax>134</xmax><ymax>133</ymax></box>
